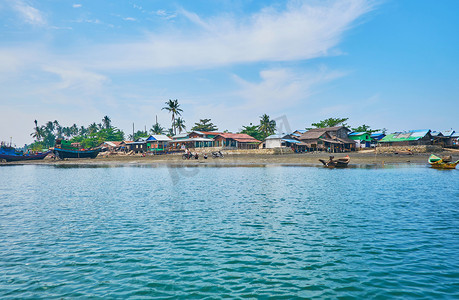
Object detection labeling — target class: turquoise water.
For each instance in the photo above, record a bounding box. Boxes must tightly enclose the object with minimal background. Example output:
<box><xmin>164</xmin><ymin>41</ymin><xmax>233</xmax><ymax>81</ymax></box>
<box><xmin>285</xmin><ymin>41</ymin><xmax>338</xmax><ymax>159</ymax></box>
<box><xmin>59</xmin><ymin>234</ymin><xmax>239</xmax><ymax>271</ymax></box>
<box><xmin>1</xmin><ymin>165</ymin><xmax>458</xmax><ymax>298</ymax></box>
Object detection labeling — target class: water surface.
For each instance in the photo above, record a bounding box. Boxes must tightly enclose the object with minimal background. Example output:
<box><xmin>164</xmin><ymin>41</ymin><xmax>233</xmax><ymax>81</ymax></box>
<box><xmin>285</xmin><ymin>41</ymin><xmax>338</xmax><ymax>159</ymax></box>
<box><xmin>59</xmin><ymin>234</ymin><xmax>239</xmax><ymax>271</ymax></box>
<box><xmin>1</xmin><ymin>165</ymin><xmax>458</xmax><ymax>298</ymax></box>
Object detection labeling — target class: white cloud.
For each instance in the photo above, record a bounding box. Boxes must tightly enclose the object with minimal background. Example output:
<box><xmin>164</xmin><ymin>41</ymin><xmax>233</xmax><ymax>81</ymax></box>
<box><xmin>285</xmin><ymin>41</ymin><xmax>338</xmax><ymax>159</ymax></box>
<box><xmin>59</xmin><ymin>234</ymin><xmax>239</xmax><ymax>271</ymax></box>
<box><xmin>85</xmin><ymin>0</ymin><xmax>373</xmax><ymax>71</ymax></box>
<box><xmin>72</xmin><ymin>4</ymin><xmax>82</xmax><ymax>8</ymax></box>
<box><xmin>12</xmin><ymin>1</ymin><xmax>46</xmax><ymax>26</ymax></box>
<box><xmin>123</xmin><ymin>17</ymin><xmax>136</xmax><ymax>21</ymax></box>
<box><xmin>234</xmin><ymin>67</ymin><xmax>346</xmax><ymax>111</ymax></box>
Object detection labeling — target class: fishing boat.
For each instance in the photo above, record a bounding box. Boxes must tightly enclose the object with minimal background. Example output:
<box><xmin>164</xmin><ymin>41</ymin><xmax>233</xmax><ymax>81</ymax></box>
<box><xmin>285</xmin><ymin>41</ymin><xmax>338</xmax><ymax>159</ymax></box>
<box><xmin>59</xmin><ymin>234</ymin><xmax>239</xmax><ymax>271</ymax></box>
<box><xmin>0</xmin><ymin>145</ymin><xmax>50</xmax><ymax>162</ymax></box>
<box><xmin>428</xmin><ymin>154</ymin><xmax>459</xmax><ymax>169</ymax></box>
<box><xmin>319</xmin><ymin>155</ymin><xmax>350</xmax><ymax>168</ymax></box>
<box><xmin>52</xmin><ymin>139</ymin><xmax>101</xmax><ymax>159</ymax></box>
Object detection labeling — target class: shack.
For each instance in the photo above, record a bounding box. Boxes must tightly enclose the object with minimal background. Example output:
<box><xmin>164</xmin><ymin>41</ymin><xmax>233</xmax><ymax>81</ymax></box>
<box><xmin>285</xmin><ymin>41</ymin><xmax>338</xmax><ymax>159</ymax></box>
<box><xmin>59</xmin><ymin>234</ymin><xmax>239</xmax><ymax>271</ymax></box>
<box><xmin>348</xmin><ymin>132</ymin><xmax>373</xmax><ymax>148</ymax></box>
<box><xmin>299</xmin><ymin>126</ymin><xmax>355</xmax><ymax>152</ymax></box>
<box><xmin>214</xmin><ymin>133</ymin><xmax>261</xmax><ymax>149</ymax></box>
<box><xmin>379</xmin><ymin>129</ymin><xmax>432</xmax><ymax>146</ymax></box>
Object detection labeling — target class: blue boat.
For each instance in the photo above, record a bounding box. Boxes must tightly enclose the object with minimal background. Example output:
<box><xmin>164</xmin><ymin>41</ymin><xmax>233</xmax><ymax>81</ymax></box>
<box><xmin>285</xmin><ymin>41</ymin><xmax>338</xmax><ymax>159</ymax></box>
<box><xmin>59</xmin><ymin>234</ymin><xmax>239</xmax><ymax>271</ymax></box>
<box><xmin>0</xmin><ymin>145</ymin><xmax>50</xmax><ymax>162</ymax></box>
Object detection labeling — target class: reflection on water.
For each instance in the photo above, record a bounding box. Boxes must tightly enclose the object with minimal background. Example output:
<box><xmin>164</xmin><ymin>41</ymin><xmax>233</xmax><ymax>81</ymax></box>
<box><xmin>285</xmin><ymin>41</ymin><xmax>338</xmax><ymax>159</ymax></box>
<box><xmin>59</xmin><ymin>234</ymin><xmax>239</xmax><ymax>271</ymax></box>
<box><xmin>0</xmin><ymin>165</ymin><xmax>458</xmax><ymax>298</ymax></box>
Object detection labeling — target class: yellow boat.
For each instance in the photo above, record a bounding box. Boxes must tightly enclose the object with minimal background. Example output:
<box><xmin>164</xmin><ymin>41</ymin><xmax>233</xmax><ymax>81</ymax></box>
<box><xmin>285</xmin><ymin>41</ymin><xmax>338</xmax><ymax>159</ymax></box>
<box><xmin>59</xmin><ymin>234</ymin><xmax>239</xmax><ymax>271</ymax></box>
<box><xmin>428</xmin><ymin>154</ymin><xmax>459</xmax><ymax>169</ymax></box>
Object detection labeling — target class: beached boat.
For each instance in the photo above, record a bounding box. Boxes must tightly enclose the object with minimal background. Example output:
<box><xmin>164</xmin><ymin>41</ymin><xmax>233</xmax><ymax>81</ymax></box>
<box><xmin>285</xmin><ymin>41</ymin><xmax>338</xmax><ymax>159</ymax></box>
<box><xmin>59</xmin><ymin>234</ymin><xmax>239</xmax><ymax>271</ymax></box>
<box><xmin>0</xmin><ymin>145</ymin><xmax>50</xmax><ymax>162</ymax></box>
<box><xmin>319</xmin><ymin>155</ymin><xmax>350</xmax><ymax>168</ymax></box>
<box><xmin>53</xmin><ymin>139</ymin><xmax>101</xmax><ymax>159</ymax></box>
<box><xmin>428</xmin><ymin>154</ymin><xmax>458</xmax><ymax>169</ymax></box>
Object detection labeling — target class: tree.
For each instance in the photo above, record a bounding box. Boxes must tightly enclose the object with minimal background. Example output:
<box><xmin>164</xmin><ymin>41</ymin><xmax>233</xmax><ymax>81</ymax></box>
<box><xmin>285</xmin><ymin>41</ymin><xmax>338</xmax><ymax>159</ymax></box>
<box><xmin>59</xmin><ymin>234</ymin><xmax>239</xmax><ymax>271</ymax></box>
<box><xmin>102</xmin><ymin>116</ymin><xmax>112</xmax><ymax>129</ymax></box>
<box><xmin>351</xmin><ymin>124</ymin><xmax>380</xmax><ymax>134</ymax></box>
<box><xmin>239</xmin><ymin>124</ymin><xmax>264</xmax><ymax>141</ymax></box>
<box><xmin>311</xmin><ymin>117</ymin><xmax>349</xmax><ymax>128</ymax></box>
<box><xmin>150</xmin><ymin>122</ymin><xmax>165</xmax><ymax>135</ymax></box>
<box><xmin>191</xmin><ymin>118</ymin><xmax>218</xmax><ymax>131</ymax></box>
<box><xmin>30</xmin><ymin>120</ymin><xmax>44</xmax><ymax>142</ymax></box>
<box><xmin>173</xmin><ymin>117</ymin><xmax>186</xmax><ymax>134</ymax></box>
<box><xmin>162</xmin><ymin>99</ymin><xmax>183</xmax><ymax>135</ymax></box>
<box><xmin>128</xmin><ymin>130</ymin><xmax>149</xmax><ymax>141</ymax></box>
<box><xmin>258</xmin><ymin>114</ymin><xmax>276</xmax><ymax>139</ymax></box>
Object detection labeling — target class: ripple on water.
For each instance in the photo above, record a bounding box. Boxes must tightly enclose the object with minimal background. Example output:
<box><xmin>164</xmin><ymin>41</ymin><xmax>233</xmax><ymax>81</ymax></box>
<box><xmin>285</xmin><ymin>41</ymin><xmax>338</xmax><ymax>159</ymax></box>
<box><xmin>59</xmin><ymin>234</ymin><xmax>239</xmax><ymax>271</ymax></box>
<box><xmin>0</xmin><ymin>165</ymin><xmax>458</xmax><ymax>298</ymax></box>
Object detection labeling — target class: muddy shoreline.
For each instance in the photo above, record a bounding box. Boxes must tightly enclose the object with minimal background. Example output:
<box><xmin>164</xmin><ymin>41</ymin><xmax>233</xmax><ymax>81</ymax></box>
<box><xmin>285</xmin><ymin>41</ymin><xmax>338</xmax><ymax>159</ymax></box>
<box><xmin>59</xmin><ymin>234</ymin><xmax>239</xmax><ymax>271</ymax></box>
<box><xmin>2</xmin><ymin>150</ymin><xmax>458</xmax><ymax>168</ymax></box>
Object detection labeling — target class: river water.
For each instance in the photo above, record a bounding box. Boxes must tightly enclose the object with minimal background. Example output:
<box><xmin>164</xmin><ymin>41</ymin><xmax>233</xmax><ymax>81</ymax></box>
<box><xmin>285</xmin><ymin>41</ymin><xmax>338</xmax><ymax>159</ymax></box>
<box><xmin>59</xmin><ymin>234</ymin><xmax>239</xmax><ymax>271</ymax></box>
<box><xmin>1</xmin><ymin>165</ymin><xmax>458</xmax><ymax>298</ymax></box>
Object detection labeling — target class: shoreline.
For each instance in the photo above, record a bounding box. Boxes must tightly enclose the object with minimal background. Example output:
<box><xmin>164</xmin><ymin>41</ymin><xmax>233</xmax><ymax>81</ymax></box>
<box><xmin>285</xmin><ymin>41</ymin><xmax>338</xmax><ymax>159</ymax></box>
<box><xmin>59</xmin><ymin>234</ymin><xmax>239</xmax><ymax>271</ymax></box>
<box><xmin>2</xmin><ymin>151</ymin><xmax>457</xmax><ymax>168</ymax></box>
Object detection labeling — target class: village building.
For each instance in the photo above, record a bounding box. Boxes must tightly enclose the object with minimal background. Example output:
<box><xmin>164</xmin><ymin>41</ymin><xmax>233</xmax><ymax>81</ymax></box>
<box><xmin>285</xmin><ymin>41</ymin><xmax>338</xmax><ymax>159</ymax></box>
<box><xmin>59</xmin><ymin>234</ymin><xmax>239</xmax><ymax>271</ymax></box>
<box><xmin>125</xmin><ymin>137</ymin><xmax>148</xmax><ymax>153</ymax></box>
<box><xmin>100</xmin><ymin>141</ymin><xmax>123</xmax><ymax>152</ymax></box>
<box><xmin>264</xmin><ymin>133</ymin><xmax>306</xmax><ymax>151</ymax></box>
<box><xmin>214</xmin><ymin>133</ymin><xmax>261</xmax><ymax>149</ymax></box>
<box><xmin>169</xmin><ymin>131</ymin><xmax>218</xmax><ymax>149</ymax></box>
<box><xmin>348</xmin><ymin>132</ymin><xmax>373</xmax><ymax>148</ymax></box>
<box><xmin>298</xmin><ymin>126</ymin><xmax>355</xmax><ymax>152</ymax></box>
<box><xmin>432</xmin><ymin>130</ymin><xmax>456</xmax><ymax>147</ymax></box>
<box><xmin>378</xmin><ymin>129</ymin><xmax>432</xmax><ymax>146</ymax></box>
<box><xmin>145</xmin><ymin>135</ymin><xmax>171</xmax><ymax>154</ymax></box>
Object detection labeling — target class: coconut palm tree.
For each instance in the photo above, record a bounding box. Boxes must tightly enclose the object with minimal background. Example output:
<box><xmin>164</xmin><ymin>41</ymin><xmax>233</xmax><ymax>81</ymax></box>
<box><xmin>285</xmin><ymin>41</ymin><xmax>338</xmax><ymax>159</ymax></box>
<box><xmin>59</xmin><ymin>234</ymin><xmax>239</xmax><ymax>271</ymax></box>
<box><xmin>150</xmin><ymin>123</ymin><xmax>165</xmax><ymax>135</ymax></box>
<box><xmin>173</xmin><ymin>117</ymin><xmax>186</xmax><ymax>134</ymax></box>
<box><xmin>162</xmin><ymin>99</ymin><xmax>183</xmax><ymax>135</ymax></box>
<box><xmin>30</xmin><ymin>120</ymin><xmax>44</xmax><ymax>142</ymax></box>
<box><xmin>258</xmin><ymin>114</ymin><xmax>276</xmax><ymax>139</ymax></box>
<box><xmin>102</xmin><ymin>116</ymin><xmax>112</xmax><ymax>129</ymax></box>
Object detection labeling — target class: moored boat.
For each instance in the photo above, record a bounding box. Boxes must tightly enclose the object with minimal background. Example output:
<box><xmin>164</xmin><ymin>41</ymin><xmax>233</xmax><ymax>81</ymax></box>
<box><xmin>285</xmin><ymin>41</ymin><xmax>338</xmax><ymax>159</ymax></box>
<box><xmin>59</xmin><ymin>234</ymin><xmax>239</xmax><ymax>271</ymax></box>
<box><xmin>428</xmin><ymin>154</ymin><xmax>458</xmax><ymax>169</ymax></box>
<box><xmin>52</xmin><ymin>139</ymin><xmax>101</xmax><ymax>159</ymax></box>
<box><xmin>0</xmin><ymin>145</ymin><xmax>50</xmax><ymax>162</ymax></box>
<box><xmin>319</xmin><ymin>155</ymin><xmax>350</xmax><ymax>168</ymax></box>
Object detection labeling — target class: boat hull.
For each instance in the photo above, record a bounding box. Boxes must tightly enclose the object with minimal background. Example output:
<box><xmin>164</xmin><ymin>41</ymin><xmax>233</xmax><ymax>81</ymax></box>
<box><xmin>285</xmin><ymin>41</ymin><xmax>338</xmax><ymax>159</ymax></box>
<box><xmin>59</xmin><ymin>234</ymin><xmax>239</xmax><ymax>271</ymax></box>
<box><xmin>53</xmin><ymin>148</ymin><xmax>101</xmax><ymax>159</ymax></box>
<box><xmin>0</xmin><ymin>151</ymin><xmax>50</xmax><ymax>162</ymax></box>
<box><xmin>428</xmin><ymin>154</ymin><xmax>458</xmax><ymax>169</ymax></box>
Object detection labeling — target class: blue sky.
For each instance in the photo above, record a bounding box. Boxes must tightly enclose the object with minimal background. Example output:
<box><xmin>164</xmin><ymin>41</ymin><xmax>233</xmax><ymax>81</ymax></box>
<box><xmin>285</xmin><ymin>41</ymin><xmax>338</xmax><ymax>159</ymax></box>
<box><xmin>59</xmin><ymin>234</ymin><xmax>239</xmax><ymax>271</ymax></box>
<box><xmin>0</xmin><ymin>0</ymin><xmax>458</xmax><ymax>146</ymax></box>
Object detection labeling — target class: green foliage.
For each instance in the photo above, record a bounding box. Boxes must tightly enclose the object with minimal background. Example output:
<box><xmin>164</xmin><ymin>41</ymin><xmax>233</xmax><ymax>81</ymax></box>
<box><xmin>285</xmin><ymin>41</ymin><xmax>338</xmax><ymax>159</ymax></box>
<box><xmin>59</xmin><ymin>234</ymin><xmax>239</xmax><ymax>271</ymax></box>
<box><xmin>351</xmin><ymin>124</ymin><xmax>380</xmax><ymax>134</ymax></box>
<box><xmin>30</xmin><ymin>116</ymin><xmax>125</xmax><ymax>149</ymax></box>
<box><xmin>239</xmin><ymin>124</ymin><xmax>264</xmax><ymax>141</ymax></box>
<box><xmin>191</xmin><ymin>119</ymin><xmax>218</xmax><ymax>131</ymax></box>
<box><xmin>173</xmin><ymin>117</ymin><xmax>186</xmax><ymax>134</ymax></box>
<box><xmin>128</xmin><ymin>130</ymin><xmax>149</xmax><ymax>141</ymax></box>
<box><xmin>311</xmin><ymin>117</ymin><xmax>349</xmax><ymax>128</ymax></box>
<box><xmin>258</xmin><ymin>114</ymin><xmax>276</xmax><ymax>139</ymax></box>
<box><xmin>150</xmin><ymin>123</ymin><xmax>165</xmax><ymax>135</ymax></box>
<box><xmin>162</xmin><ymin>99</ymin><xmax>183</xmax><ymax>135</ymax></box>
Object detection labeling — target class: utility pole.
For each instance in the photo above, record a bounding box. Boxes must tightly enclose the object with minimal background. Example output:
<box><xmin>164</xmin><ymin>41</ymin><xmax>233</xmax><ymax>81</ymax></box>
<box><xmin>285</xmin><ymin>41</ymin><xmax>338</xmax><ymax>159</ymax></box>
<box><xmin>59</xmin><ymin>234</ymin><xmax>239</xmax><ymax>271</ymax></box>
<box><xmin>132</xmin><ymin>123</ymin><xmax>134</xmax><ymax>140</ymax></box>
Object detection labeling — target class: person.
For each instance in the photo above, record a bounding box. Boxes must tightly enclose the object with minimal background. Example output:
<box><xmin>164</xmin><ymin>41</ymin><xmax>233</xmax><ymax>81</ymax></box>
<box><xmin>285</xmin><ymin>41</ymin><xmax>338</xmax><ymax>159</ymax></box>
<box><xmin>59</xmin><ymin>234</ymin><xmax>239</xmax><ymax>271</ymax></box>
<box><xmin>194</xmin><ymin>152</ymin><xmax>199</xmax><ymax>159</ymax></box>
<box><xmin>203</xmin><ymin>153</ymin><xmax>208</xmax><ymax>159</ymax></box>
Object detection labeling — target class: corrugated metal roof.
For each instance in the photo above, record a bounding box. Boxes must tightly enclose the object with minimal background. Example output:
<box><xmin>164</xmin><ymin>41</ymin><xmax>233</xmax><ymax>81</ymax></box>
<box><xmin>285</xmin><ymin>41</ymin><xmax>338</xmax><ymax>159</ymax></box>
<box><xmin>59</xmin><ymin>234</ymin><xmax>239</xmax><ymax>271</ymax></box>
<box><xmin>147</xmin><ymin>135</ymin><xmax>172</xmax><ymax>142</ymax></box>
<box><xmin>282</xmin><ymin>139</ymin><xmax>300</xmax><ymax>144</ymax></box>
<box><xmin>380</xmin><ymin>130</ymin><xmax>430</xmax><ymax>142</ymax></box>
<box><xmin>441</xmin><ymin>130</ymin><xmax>455</xmax><ymax>137</ymax></box>
<box><xmin>349</xmin><ymin>132</ymin><xmax>367</xmax><ymax>136</ymax></box>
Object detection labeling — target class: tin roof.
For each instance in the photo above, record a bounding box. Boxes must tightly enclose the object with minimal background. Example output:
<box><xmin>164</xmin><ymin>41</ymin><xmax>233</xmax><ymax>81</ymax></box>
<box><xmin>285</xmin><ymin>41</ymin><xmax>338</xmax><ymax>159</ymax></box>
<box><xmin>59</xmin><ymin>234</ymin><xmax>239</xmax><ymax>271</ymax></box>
<box><xmin>146</xmin><ymin>135</ymin><xmax>172</xmax><ymax>142</ymax></box>
<box><xmin>380</xmin><ymin>130</ymin><xmax>430</xmax><ymax>142</ymax></box>
<box><xmin>216</xmin><ymin>133</ymin><xmax>261</xmax><ymax>143</ymax></box>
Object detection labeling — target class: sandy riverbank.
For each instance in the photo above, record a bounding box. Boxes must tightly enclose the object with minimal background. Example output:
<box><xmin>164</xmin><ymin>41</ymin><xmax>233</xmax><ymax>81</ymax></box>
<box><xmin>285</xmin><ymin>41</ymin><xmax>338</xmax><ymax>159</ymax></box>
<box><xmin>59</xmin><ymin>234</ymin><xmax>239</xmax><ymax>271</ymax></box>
<box><xmin>2</xmin><ymin>149</ymin><xmax>458</xmax><ymax>167</ymax></box>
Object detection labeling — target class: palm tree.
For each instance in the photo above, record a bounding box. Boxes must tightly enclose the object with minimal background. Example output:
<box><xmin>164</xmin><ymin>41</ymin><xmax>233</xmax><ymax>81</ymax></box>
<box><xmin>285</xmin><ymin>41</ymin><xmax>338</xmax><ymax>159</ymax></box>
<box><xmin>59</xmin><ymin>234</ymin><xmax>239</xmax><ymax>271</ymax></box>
<box><xmin>173</xmin><ymin>117</ymin><xmax>186</xmax><ymax>134</ymax></box>
<box><xmin>162</xmin><ymin>99</ymin><xmax>183</xmax><ymax>135</ymax></box>
<box><xmin>150</xmin><ymin>123</ymin><xmax>165</xmax><ymax>135</ymax></box>
<box><xmin>88</xmin><ymin>123</ymin><xmax>98</xmax><ymax>136</ymax></box>
<box><xmin>31</xmin><ymin>120</ymin><xmax>44</xmax><ymax>142</ymax></box>
<box><xmin>102</xmin><ymin>116</ymin><xmax>112</xmax><ymax>129</ymax></box>
<box><xmin>258</xmin><ymin>114</ymin><xmax>276</xmax><ymax>139</ymax></box>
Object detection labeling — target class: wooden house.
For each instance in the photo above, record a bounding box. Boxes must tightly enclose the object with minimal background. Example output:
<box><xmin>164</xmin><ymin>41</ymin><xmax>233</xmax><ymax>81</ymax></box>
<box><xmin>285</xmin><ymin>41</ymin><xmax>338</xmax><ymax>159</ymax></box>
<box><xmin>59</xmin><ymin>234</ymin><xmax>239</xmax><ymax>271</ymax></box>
<box><xmin>145</xmin><ymin>135</ymin><xmax>171</xmax><ymax>154</ymax></box>
<box><xmin>298</xmin><ymin>126</ymin><xmax>355</xmax><ymax>152</ymax></box>
<box><xmin>214</xmin><ymin>133</ymin><xmax>261</xmax><ymax>149</ymax></box>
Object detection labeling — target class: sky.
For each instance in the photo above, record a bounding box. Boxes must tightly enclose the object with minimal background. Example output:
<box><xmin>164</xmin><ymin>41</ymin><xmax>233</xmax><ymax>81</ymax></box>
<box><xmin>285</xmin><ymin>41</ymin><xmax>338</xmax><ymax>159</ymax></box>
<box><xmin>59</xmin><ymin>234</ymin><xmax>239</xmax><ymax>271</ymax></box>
<box><xmin>0</xmin><ymin>0</ymin><xmax>458</xmax><ymax>146</ymax></box>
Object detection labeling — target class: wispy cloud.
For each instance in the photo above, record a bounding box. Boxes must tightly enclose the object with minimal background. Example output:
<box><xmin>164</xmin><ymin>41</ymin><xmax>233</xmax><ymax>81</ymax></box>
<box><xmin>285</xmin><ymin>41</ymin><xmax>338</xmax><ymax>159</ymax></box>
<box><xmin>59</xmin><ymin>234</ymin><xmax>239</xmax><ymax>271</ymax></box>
<box><xmin>123</xmin><ymin>17</ymin><xmax>136</xmax><ymax>21</ymax></box>
<box><xmin>72</xmin><ymin>4</ymin><xmax>82</xmax><ymax>8</ymax></box>
<box><xmin>12</xmin><ymin>0</ymin><xmax>46</xmax><ymax>26</ymax></box>
<box><xmin>85</xmin><ymin>0</ymin><xmax>374</xmax><ymax>71</ymax></box>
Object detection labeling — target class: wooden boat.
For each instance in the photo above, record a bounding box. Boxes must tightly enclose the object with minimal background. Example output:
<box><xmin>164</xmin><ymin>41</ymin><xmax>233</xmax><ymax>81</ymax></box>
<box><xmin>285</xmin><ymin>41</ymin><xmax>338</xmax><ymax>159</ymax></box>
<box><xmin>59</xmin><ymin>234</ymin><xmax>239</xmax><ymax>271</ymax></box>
<box><xmin>0</xmin><ymin>145</ymin><xmax>50</xmax><ymax>162</ymax></box>
<box><xmin>319</xmin><ymin>155</ymin><xmax>350</xmax><ymax>168</ymax></box>
<box><xmin>52</xmin><ymin>139</ymin><xmax>101</xmax><ymax>159</ymax></box>
<box><xmin>428</xmin><ymin>154</ymin><xmax>459</xmax><ymax>169</ymax></box>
